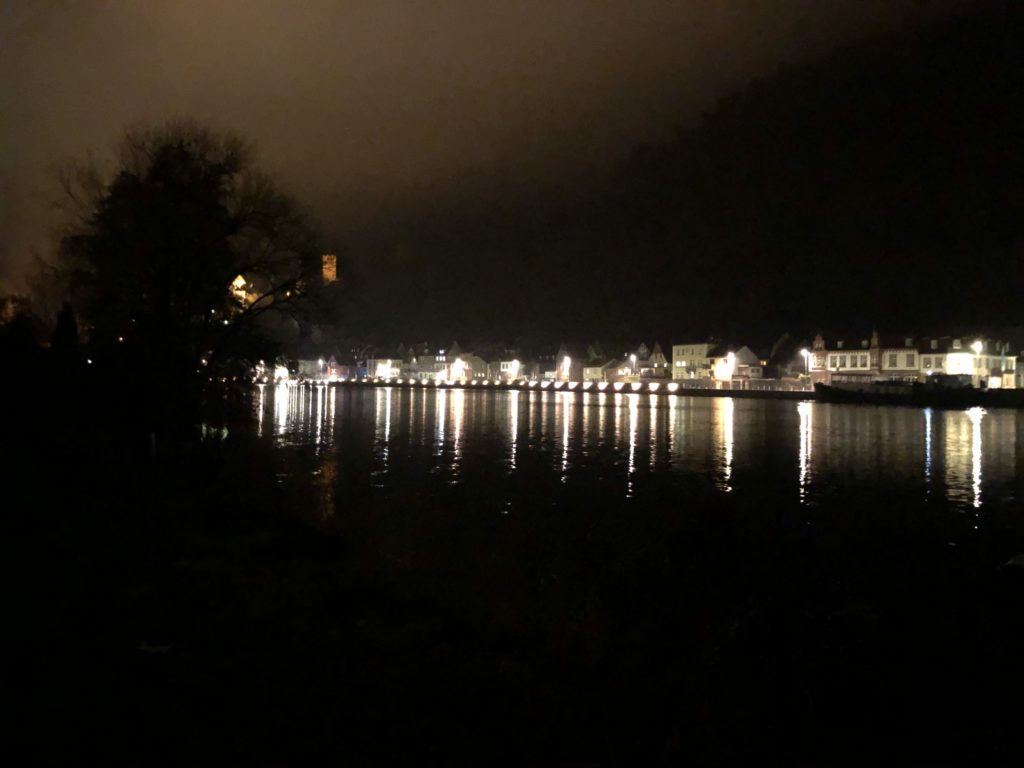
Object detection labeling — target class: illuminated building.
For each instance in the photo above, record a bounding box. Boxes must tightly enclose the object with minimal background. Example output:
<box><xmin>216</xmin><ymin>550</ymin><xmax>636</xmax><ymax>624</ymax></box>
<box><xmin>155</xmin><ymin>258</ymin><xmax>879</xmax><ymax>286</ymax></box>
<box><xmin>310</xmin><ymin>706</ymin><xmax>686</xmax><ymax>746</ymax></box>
<box><xmin>582</xmin><ymin>358</ymin><xmax>619</xmax><ymax>381</ymax></box>
<box><xmin>366</xmin><ymin>352</ymin><xmax>404</xmax><ymax>380</ymax></box>
<box><xmin>613</xmin><ymin>342</ymin><xmax>672</xmax><ymax>383</ymax></box>
<box><xmin>321</xmin><ymin>253</ymin><xmax>337</xmax><ymax>283</ymax></box>
<box><xmin>230</xmin><ymin>274</ymin><xmax>258</xmax><ymax>306</ymax></box>
<box><xmin>809</xmin><ymin>332</ymin><xmax>1018</xmax><ymax>388</ymax></box>
<box><xmin>706</xmin><ymin>345</ymin><xmax>761</xmax><ymax>387</ymax></box>
<box><xmin>671</xmin><ymin>343</ymin><xmax>716</xmax><ymax>380</ymax></box>
<box><xmin>554</xmin><ymin>344</ymin><xmax>587</xmax><ymax>382</ymax></box>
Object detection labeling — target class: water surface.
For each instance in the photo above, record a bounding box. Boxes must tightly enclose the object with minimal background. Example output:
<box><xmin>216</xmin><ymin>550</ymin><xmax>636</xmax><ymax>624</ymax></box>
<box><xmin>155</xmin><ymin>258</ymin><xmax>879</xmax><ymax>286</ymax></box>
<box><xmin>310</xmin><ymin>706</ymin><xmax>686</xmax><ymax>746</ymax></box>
<box><xmin>253</xmin><ymin>384</ymin><xmax>1020</xmax><ymax>521</ymax></box>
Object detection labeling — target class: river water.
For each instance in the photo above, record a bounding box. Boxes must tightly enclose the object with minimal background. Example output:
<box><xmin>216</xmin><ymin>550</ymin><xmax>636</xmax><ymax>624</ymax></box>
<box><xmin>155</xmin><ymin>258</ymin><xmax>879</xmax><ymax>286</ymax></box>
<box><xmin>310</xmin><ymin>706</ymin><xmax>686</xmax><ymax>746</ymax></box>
<box><xmin>253</xmin><ymin>384</ymin><xmax>1021</xmax><ymax>521</ymax></box>
<box><xmin>238</xmin><ymin>383</ymin><xmax>1023</xmax><ymax>761</ymax></box>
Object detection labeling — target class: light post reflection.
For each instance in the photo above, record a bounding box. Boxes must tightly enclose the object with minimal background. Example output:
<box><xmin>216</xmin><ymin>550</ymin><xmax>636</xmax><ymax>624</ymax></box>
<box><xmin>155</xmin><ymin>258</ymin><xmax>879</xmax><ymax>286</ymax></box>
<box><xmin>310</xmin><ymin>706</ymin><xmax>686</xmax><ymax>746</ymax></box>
<box><xmin>649</xmin><ymin>395</ymin><xmax>658</xmax><ymax>469</ymax></box>
<box><xmin>435</xmin><ymin>388</ymin><xmax>446</xmax><ymax>456</ymax></box>
<box><xmin>451</xmin><ymin>387</ymin><xmax>465</xmax><ymax>477</ymax></box>
<box><xmin>373</xmin><ymin>386</ymin><xmax>394</xmax><ymax>474</ymax></box>
<box><xmin>528</xmin><ymin>390</ymin><xmax>539</xmax><ymax>443</ymax></box>
<box><xmin>509</xmin><ymin>389</ymin><xmax>519</xmax><ymax>470</ymax></box>
<box><xmin>968</xmin><ymin>406</ymin><xmax>983</xmax><ymax>509</ymax></box>
<box><xmin>326</xmin><ymin>384</ymin><xmax>336</xmax><ymax>445</ymax></box>
<box><xmin>627</xmin><ymin>393</ymin><xmax>639</xmax><ymax>497</ymax></box>
<box><xmin>560</xmin><ymin>391</ymin><xmax>571</xmax><ymax>478</ymax></box>
<box><xmin>923</xmin><ymin>407</ymin><xmax>932</xmax><ymax>486</ymax></box>
<box><xmin>582</xmin><ymin>391</ymin><xmax>591</xmax><ymax>452</ymax></box>
<box><xmin>274</xmin><ymin>381</ymin><xmax>289</xmax><ymax>435</ymax></box>
<box><xmin>798</xmin><ymin>401</ymin><xmax>813</xmax><ymax>503</ymax></box>
<box><xmin>667</xmin><ymin>394</ymin><xmax>678</xmax><ymax>461</ymax></box>
<box><xmin>314</xmin><ymin>384</ymin><xmax>323</xmax><ymax>446</ymax></box>
<box><xmin>256</xmin><ymin>383</ymin><xmax>265</xmax><ymax>438</ymax></box>
<box><xmin>717</xmin><ymin>397</ymin><xmax>734</xmax><ymax>492</ymax></box>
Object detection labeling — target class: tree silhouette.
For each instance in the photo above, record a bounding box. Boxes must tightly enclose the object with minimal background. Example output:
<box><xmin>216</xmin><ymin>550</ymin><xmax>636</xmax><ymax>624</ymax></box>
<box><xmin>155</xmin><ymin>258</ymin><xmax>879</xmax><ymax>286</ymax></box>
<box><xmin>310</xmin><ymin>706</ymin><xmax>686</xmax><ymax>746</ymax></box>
<box><xmin>58</xmin><ymin>120</ymin><xmax>324</xmax><ymax>392</ymax></box>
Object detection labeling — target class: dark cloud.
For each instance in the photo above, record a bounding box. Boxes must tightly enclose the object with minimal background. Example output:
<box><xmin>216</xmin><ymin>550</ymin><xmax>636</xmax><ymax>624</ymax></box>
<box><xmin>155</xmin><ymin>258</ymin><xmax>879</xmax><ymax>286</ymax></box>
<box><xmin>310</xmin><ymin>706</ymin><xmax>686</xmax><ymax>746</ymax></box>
<box><xmin>1</xmin><ymin>0</ymin><xmax>960</xmax><ymax>289</ymax></box>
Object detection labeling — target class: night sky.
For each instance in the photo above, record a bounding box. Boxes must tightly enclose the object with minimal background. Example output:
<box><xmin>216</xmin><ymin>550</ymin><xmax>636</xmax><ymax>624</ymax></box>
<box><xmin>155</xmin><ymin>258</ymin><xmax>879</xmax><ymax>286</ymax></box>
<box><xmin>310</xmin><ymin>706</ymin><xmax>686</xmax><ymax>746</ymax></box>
<box><xmin>2</xmin><ymin>1</ymin><xmax>961</xmax><ymax>293</ymax></box>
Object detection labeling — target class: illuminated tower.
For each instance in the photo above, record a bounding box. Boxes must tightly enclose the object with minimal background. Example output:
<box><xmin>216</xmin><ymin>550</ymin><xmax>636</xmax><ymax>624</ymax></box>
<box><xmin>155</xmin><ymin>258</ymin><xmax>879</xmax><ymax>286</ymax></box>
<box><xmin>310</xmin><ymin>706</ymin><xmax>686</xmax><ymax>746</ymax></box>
<box><xmin>322</xmin><ymin>254</ymin><xmax>337</xmax><ymax>283</ymax></box>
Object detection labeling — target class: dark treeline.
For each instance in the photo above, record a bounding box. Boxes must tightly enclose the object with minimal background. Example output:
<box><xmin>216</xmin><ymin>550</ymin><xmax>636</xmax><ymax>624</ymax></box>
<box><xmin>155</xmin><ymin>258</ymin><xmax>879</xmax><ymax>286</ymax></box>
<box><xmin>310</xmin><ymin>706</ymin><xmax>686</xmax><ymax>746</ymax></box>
<box><xmin>345</xmin><ymin>3</ymin><xmax>1023</xmax><ymax>347</ymax></box>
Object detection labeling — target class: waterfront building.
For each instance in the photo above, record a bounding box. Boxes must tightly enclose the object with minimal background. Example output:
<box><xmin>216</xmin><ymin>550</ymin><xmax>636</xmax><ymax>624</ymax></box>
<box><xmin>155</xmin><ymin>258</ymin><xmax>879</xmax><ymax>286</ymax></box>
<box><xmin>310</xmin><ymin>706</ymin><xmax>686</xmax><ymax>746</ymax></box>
<box><xmin>707</xmin><ymin>344</ymin><xmax>763</xmax><ymax>385</ymax></box>
<box><xmin>917</xmin><ymin>336</ymin><xmax>1017</xmax><ymax>389</ymax></box>
<box><xmin>671</xmin><ymin>342</ymin><xmax>716</xmax><ymax>380</ymax></box>
<box><xmin>810</xmin><ymin>332</ymin><xmax>1018</xmax><ymax>388</ymax></box>
<box><xmin>366</xmin><ymin>351</ymin><xmax>404</xmax><ymax>379</ymax></box>
<box><xmin>611</xmin><ymin>342</ymin><xmax>671</xmax><ymax>382</ymax></box>
<box><xmin>582</xmin><ymin>358</ymin><xmax>619</xmax><ymax>382</ymax></box>
<box><xmin>554</xmin><ymin>344</ymin><xmax>589</xmax><ymax>382</ymax></box>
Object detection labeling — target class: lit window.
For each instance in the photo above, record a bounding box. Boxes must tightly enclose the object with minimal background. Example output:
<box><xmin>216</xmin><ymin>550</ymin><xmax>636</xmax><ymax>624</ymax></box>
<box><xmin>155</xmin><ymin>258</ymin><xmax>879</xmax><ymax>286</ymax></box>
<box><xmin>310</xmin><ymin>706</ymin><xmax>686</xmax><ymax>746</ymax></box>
<box><xmin>930</xmin><ymin>339</ymin><xmax>937</xmax><ymax>350</ymax></box>
<box><xmin>953</xmin><ymin>339</ymin><xmax>961</xmax><ymax>350</ymax></box>
<box><xmin>906</xmin><ymin>353</ymin><xmax>916</xmax><ymax>367</ymax></box>
<box><xmin>859</xmin><ymin>355</ymin><xmax>867</xmax><ymax>367</ymax></box>
<box><xmin>888</xmin><ymin>353</ymin><xmax>897</xmax><ymax>367</ymax></box>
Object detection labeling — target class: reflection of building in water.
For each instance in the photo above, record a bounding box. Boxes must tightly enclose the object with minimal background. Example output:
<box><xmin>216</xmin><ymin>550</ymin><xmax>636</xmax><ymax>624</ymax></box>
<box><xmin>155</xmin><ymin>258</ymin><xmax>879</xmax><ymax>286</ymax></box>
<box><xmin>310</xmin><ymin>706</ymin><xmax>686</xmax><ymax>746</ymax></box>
<box><xmin>434</xmin><ymin>388</ymin><xmax>446</xmax><ymax>455</ymax></box>
<box><xmin>418</xmin><ymin>386</ymin><xmax>429</xmax><ymax>446</ymax></box>
<box><xmin>581</xmin><ymin>391</ymin><xmax>592</xmax><ymax>451</ymax></box>
<box><xmin>648</xmin><ymin>395</ymin><xmax>662</xmax><ymax>469</ymax></box>
<box><xmin>667</xmin><ymin>394</ymin><xmax>678</xmax><ymax>457</ymax></box>
<box><xmin>942</xmin><ymin>408</ymin><xmax>981</xmax><ymax>509</ymax></box>
<box><xmin>451</xmin><ymin>388</ymin><xmax>465</xmax><ymax>472</ymax></box>
<box><xmin>257</xmin><ymin>384</ymin><xmax>265</xmax><ymax>438</ymax></box>
<box><xmin>716</xmin><ymin>397</ymin><xmax>734</xmax><ymax>492</ymax></box>
<box><xmin>968</xmin><ymin>407</ymin><xmax>982</xmax><ymax>509</ymax></box>
<box><xmin>274</xmin><ymin>382</ymin><xmax>289</xmax><ymax>435</ymax></box>
<box><xmin>560</xmin><ymin>391</ymin><xmax>571</xmax><ymax>476</ymax></box>
<box><xmin>508</xmin><ymin>389</ymin><xmax>519</xmax><ymax>470</ymax></box>
<box><xmin>923</xmin><ymin>408</ymin><xmax>932</xmax><ymax>485</ymax></box>
<box><xmin>314</xmin><ymin>383</ymin><xmax>324</xmax><ymax>446</ymax></box>
<box><xmin>374</xmin><ymin>387</ymin><xmax>393</xmax><ymax>472</ymax></box>
<box><xmin>798</xmin><ymin>401</ymin><xmax>813</xmax><ymax>503</ymax></box>
<box><xmin>312</xmin><ymin>383</ymin><xmax>335</xmax><ymax>449</ymax></box>
<box><xmin>613</xmin><ymin>392</ymin><xmax>624</xmax><ymax>449</ymax></box>
<box><xmin>626</xmin><ymin>393</ymin><xmax>639</xmax><ymax>497</ymax></box>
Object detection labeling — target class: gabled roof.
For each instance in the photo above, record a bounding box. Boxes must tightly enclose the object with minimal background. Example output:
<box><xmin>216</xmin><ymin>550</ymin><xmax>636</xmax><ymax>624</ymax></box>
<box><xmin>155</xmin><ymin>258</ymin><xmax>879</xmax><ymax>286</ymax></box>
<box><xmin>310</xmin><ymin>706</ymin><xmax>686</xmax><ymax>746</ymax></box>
<box><xmin>556</xmin><ymin>343</ymin><xmax>589</xmax><ymax>360</ymax></box>
<box><xmin>367</xmin><ymin>348</ymin><xmax>404</xmax><ymax>360</ymax></box>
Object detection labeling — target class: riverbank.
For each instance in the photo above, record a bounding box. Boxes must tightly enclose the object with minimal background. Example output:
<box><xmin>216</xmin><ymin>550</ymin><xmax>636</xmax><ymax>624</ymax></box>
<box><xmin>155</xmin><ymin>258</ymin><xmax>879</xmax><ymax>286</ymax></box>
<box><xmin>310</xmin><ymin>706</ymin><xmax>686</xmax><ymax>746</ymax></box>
<box><xmin>290</xmin><ymin>377</ymin><xmax>813</xmax><ymax>401</ymax></box>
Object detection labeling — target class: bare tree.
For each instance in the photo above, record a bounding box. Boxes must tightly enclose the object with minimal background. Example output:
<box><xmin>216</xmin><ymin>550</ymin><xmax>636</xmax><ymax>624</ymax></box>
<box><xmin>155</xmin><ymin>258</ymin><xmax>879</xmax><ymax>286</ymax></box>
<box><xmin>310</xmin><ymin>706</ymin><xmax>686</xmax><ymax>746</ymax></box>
<box><xmin>57</xmin><ymin>120</ymin><xmax>326</xmax><ymax>385</ymax></box>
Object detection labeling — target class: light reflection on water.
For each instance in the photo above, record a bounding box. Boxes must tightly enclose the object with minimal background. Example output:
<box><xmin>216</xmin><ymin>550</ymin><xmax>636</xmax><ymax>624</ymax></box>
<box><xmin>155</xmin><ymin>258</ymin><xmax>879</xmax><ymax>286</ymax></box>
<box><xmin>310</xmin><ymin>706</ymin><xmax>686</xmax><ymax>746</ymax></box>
<box><xmin>255</xmin><ymin>387</ymin><xmax>1022</xmax><ymax>514</ymax></box>
<box><xmin>798</xmin><ymin>401</ymin><xmax>813</xmax><ymax>504</ymax></box>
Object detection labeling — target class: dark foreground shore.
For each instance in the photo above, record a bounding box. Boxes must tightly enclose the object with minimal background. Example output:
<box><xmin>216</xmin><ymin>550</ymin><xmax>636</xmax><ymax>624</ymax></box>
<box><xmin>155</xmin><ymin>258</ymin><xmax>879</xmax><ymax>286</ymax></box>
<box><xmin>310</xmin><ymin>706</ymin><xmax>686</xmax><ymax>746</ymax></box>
<box><xmin>5</xmin><ymin>385</ymin><xmax>1023</xmax><ymax>765</ymax></box>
